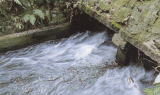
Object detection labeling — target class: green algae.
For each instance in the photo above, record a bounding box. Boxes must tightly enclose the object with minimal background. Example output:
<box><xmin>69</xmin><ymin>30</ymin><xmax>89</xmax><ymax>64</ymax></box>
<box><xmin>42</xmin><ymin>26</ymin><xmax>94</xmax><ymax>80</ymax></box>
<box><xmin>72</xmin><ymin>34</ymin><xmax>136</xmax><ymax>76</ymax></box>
<box><xmin>111</xmin><ymin>21</ymin><xmax>121</xmax><ymax>31</ymax></box>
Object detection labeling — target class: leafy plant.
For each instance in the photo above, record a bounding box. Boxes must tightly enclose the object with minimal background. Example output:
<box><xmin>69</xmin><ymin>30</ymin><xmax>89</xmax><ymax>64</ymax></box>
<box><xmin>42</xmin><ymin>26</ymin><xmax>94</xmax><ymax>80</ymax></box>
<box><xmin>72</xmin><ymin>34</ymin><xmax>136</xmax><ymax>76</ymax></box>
<box><xmin>0</xmin><ymin>0</ymin><xmax>75</xmax><ymax>35</ymax></box>
<box><xmin>144</xmin><ymin>66</ymin><xmax>160</xmax><ymax>95</ymax></box>
<box><xmin>144</xmin><ymin>84</ymin><xmax>160</xmax><ymax>95</ymax></box>
<box><xmin>22</xmin><ymin>9</ymin><xmax>45</xmax><ymax>25</ymax></box>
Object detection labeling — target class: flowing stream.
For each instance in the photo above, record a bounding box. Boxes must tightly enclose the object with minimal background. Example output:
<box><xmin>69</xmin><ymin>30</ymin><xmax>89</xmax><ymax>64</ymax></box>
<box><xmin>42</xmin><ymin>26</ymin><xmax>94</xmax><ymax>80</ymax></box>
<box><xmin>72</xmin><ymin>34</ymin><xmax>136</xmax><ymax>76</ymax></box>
<box><xmin>0</xmin><ymin>31</ymin><xmax>155</xmax><ymax>95</ymax></box>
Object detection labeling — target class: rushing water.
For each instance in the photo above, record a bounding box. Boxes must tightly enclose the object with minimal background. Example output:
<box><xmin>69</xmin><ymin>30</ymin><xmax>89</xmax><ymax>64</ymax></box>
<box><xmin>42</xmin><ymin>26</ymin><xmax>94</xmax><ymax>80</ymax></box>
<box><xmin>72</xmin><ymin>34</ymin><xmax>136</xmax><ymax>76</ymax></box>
<box><xmin>0</xmin><ymin>31</ymin><xmax>156</xmax><ymax>95</ymax></box>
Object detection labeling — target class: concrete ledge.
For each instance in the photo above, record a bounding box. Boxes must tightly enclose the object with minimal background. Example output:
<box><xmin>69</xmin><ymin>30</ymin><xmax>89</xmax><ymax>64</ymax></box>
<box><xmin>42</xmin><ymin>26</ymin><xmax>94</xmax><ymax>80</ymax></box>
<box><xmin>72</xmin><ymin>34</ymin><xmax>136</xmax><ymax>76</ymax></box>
<box><xmin>0</xmin><ymin>22</ymin><xmax>71</xmax><ymax>53</ymax></box>
<box><xmin>78</xmin><ymin>0</ymin><xmax>160</xmax><ymax>64</ymax></box>
<box><xmin>112</xmin><ymin>33</ymin><xmax>126</xmax><ymax>49</ymax></box>
<box><xmin>78</xmin><ymin>3</ymin><xmax>119</xmax><ymax>32</ymax></box>
<box><xmin>122</xmin><ymin>32</ymin><xmax>160</xmax><ymax>64</ymax></box>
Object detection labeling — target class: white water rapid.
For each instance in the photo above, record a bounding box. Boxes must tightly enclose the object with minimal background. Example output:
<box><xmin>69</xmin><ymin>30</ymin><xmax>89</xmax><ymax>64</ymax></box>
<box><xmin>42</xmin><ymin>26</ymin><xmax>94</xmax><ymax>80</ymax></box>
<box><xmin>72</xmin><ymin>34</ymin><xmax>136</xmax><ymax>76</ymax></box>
<box><xmin>0</xmin><ymin>31</ymin><xmax>155</xmax><ymax>95</ymax></box>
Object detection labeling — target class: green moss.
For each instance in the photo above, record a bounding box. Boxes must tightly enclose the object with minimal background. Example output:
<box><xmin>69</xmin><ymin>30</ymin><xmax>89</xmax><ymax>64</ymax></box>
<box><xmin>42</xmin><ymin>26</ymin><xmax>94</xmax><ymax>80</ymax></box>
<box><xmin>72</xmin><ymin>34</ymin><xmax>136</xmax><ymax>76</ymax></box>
<box><xmin>98</xmin><ymin>1</ymin><xmax>111</xmax><ymax>11</ymax></box>
<box><xmin>111</xmin><ymin>21</ymin><xmax>121</xmax><ymax>31</ymax></box>
<box><xmin>151</xmin><ymin>18</ymin><xmax>160</xmax><ymax>34</ymax></box>
<box><xmin>133</xmin><ymin>31</ymin><xmax>152</xmax><ymax>43</ymax></box>
<box><xmin>112</xmin><ymin>0</ymin><xmax>130</xmax><ymax>7</ymax></box>
<box><xmin>127</xmin><ymin>0</ymin><xmax>137</xmax><ymax>8</ymax></box>
<box><xmin>88</xmin><ymin>1</ymin><xmax>95</xmax><ymax>6</ymax></box>
<box><xmin>112</xmin><ymin>7</ymin><xmax>131</xmax><ymax>23</ymax></box>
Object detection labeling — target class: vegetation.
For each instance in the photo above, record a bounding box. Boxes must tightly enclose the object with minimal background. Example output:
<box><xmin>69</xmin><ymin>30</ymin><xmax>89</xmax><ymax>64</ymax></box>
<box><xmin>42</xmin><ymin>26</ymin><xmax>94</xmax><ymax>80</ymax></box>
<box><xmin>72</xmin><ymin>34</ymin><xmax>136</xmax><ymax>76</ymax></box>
<box><xmin>144</xmin><ymin>67</ymin><xmax>160</xmax><ymax>95</ymax></box>
<box><xmin>1</xmin><ymin>0</ymin><xmax>160</xmax><ymax>94</ymax></box>
<box><xmin>0</xmin><ymin>0</ymin><xmax>74</xmax><ymax>35</ymax></box>
<box><xmin>144</xmin><ymin>84</ymin><xmax>160</xmax><ymax>95</ymax></box>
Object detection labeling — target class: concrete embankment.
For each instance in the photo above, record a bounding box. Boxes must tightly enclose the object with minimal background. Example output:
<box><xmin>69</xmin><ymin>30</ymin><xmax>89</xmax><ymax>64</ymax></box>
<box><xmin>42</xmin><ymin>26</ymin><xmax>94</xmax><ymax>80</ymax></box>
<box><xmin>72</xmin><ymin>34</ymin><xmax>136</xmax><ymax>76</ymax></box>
<box><xmin>0</xmin><ymin>22</ymin><xmax>71</xmax><ymax>53</ymax></box>
<box><xmin>78</xmin><ymin>0</ymin><xmax>160</xmax><ymax>64</ymax></box>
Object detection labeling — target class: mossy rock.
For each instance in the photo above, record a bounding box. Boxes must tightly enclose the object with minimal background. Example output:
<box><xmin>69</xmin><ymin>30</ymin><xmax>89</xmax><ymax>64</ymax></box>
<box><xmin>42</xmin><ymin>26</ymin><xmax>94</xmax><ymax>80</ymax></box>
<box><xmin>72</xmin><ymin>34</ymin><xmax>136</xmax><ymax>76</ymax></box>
<box><xmin>112</xmin><ymin>7</ymin><xmax>131</xmax><ymax>23</ymax></box>
<box><xmin>112</xmin><ymin>0</ymin><xmax>130</xmax><ymax>7</ymax></box>
<box><xmin>98</xmin><ymin>0</ymin><xmax>111</xmax><ymax>11</ymax></box>
<box><xmin>111</xmin><ymin>21</ymin><xmax>121</xmax><ymax>31</ymax></box>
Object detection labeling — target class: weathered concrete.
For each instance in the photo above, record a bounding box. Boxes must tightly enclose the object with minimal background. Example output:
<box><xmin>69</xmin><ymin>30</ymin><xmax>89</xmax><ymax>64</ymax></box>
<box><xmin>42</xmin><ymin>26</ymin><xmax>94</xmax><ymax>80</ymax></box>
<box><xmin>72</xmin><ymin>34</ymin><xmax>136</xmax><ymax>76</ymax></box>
<box><xmin>78</xmin><ymin>0</ymin><xmax>160</xmax><ymax>64</ymax></box>
<box><xmin>0</xmin><ymin>22</ymin><xmax>71</xmax><ymax>53</ymax></box>
<box><xmin>112</xmin><ymin>33</ymin><xmax>126</xmax><ymax>49</ymax></box>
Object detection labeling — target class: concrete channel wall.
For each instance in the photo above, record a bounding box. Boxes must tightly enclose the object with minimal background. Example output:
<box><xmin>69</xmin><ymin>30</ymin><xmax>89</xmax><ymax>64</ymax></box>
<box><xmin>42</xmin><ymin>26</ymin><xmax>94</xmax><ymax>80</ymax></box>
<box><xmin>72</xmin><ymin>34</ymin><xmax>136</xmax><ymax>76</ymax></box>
<box><xmin>78</xmin><ymin>0</ymin><xmax>160</xmax><ymax>64</ymax></box>
<box><xmin>0</xmin><ymin>6</ymin><xmax>72</xmax><ymax>53</ymax></box>
<box><xmin>0</xmin><ymin>22</ymin><xmax>71</xmax><ymax>53</ymax></box>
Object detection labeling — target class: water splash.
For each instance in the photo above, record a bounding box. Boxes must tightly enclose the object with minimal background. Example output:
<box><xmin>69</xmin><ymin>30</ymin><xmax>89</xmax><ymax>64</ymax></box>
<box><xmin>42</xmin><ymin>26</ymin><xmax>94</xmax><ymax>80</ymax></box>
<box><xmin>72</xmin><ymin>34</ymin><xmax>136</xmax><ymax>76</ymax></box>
<box><xmin>75</xmin><ymin>65</ymin><xmax>155</xmax><ymax>95</ymax></box>
<box><xmin>0</xmin><ymin>31</ymin><xmax>155</xmax><ymax>95</ymax></box>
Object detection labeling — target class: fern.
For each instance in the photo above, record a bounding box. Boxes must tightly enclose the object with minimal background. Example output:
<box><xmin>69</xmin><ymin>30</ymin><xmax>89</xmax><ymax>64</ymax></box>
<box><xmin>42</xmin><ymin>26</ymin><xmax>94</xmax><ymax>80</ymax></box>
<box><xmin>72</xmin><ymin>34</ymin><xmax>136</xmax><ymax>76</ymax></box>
<box><xmin>0</xmin><ymin>0</ymin><xmax>72</xmax><ymax>35</ymax></box>
<box><xmin>14</xmin><ymin>0</ymin><xmax>22</xmax><ymax>6</ymax></box>
<box><xmin>22</xmin><ymin>14</ymin><xmax>30</xmax><ymax>23</ymax></box>
<box><xmin>29</xmin><ymin>15</ymin><xmax>36</xmax><ymax>25</ymax></box>
<box><xmin>33</xmin><ymin>9</ymin><xmax>45</xmax><ymax>19</ymax></box>
<box><xmin>22</xmin><ymin>14</ymin><xmax>36</xmax><ymax>25</ymax></box>
<box><xmin>15</xmin><ymin>22</ymin><xmax>24</xmax><ymax>29</ymax></box>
